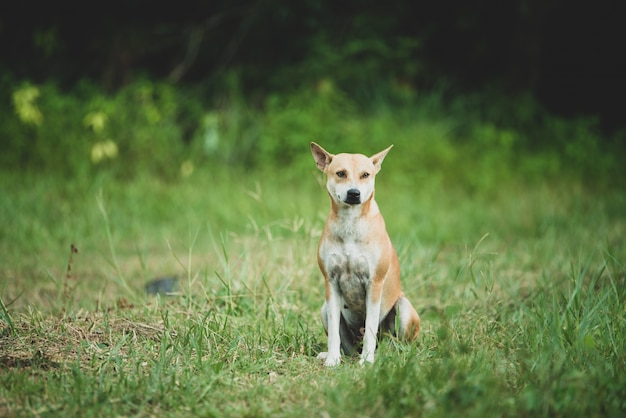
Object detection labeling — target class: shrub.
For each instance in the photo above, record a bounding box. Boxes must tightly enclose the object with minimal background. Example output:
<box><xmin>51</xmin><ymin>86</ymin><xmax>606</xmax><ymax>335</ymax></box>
<box><xmin>1</xmin><ymin>78</ymin><xmax>197</xmax><ymax>180</ymax></box>
<box><xmin>1</xmin><ymin>75</ymin><xmax>623</xmax><ymax>190</ymax></box>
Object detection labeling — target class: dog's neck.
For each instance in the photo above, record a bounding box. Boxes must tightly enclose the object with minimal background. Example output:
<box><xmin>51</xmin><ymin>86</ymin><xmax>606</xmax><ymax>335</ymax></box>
<box><xmin>327</xmin><ymin>195</ymin><xmax>380</xmax><ymax>239</ymax></box>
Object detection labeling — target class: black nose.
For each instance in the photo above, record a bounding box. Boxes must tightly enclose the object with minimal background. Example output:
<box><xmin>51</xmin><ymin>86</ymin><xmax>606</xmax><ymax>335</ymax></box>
<box><xmin>346</xmin><ymin>189</ymin><xmax>361</xmax><ymax>204</ymax></box>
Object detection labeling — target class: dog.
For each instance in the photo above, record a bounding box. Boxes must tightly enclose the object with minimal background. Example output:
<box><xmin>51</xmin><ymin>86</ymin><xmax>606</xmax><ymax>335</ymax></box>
<box><xmin>311</xmin><ymin>142</ymin><xmax>420</xmax><ymax>366</ymax></box>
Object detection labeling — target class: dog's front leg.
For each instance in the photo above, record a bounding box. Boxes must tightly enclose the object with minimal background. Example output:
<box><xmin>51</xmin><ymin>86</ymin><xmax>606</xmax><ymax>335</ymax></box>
<box><xmin>360</xmin><ymin>281</ymin><xmax>383</xmax><ymax>365</ymax></box>
<box><xmin>324</xmin><ymin>283</ymin><xmax>343</xmax><ymax>366</ymax></box>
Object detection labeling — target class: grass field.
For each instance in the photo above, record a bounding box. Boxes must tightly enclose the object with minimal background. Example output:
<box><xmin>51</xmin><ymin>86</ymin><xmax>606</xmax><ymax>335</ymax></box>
<box><xmin>1</xmin><ymin>152</ymin><xmax>625</xmax><ymax>416</ymax></box>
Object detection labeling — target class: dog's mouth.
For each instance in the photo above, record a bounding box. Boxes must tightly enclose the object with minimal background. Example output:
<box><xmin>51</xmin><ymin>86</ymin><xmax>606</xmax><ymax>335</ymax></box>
<box><xmin>344</xmin><ymin>196</ymin><xmax>361</xmax><ymax>205</ymax></box>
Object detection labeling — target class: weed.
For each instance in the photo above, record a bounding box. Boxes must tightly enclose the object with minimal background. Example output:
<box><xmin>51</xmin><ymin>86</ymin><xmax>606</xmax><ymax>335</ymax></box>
<box><xmin>0</xmin><ymin>296</ymin><xmax>15</xmax><ymax>335</ymax></box>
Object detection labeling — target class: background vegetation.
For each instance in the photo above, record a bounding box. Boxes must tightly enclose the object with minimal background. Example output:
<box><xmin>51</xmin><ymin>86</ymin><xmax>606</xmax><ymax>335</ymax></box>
<box><xmin>1</xmin><ymin>1</ymin><xmax>625</xmax><ymax>416</ymax></box>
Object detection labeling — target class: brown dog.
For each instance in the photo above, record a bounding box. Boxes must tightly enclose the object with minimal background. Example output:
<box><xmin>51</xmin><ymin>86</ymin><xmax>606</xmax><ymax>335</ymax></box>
<box><xmin>311</xmin><ymin>142</ymin><xmax>420</xmax><ymax>366</ymax></box>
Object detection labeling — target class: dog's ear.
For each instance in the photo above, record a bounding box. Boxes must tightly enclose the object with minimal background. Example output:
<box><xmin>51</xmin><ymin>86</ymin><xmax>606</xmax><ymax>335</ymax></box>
<box><xmin>370</xmin><ymin>145</ymin><xmax>393</xmax><ymax>173</ymax></box>
<box><xmin>311</xmin><ymin>142</ymin><xmax>334</xmax><ymax>172</ymax></box>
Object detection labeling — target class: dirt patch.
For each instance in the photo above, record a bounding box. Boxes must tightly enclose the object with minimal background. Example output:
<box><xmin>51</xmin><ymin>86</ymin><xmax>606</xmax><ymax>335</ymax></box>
<box><xmin>0</xmin><ymin>310</ymin><xmax>166</xmax><ymax>369</ymax></box>
<box><xmin>0</xmin><ymin>350</ymin><xmax>60</xmax><ymax>370</ymax></box>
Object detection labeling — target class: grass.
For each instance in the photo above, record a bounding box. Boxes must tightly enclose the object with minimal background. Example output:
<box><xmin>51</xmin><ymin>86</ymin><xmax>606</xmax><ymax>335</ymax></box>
<box><xmin>1</xmin><ymin>157</ymin><xmax>625</xmax><ymax>417</ymax></box>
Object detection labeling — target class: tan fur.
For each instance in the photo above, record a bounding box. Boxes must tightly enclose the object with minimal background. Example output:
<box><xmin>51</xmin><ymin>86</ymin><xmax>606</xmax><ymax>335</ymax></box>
<box><xmin>311</xmin><ymin>142</ymin><xmax>420</xmax><ymax>366</ymax></box>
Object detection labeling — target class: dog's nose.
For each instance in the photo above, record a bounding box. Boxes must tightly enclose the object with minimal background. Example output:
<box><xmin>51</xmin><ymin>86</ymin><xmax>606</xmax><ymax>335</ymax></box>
<box><xmin>346</xmin><ymin>189</ymin><xmax>361</xmax><ymax>204</ymax></box>
<box><xmin>347</xmin><ymin>189</ymin><xmax>360</xmax><ymax>199</ymax></box>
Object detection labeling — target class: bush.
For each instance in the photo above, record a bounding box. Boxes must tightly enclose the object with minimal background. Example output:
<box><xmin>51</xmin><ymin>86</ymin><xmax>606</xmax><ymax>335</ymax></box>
<box><xmin>1</xmin><ymin>74</ymin><xmax>623</xmax><ymax>190</ymax></box>
<box><xmin>1</xmin><ymin>78</ymin><xmax>199</xmax><ymax>180</ymax></box>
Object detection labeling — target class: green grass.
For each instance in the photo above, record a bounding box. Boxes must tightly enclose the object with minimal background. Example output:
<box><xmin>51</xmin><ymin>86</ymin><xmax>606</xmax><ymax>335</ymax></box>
<box><xmin>1</xmin><ymin>159</ymin><xmax>625</xmax><ymax>417</ymax></box>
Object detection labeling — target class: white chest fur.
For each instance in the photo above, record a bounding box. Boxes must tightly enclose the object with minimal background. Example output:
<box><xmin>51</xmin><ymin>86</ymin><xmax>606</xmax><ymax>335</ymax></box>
<box><xmin>320</xmin><ymin>209</ymin><xmax>382</xmax><ymax>317</ymax></box>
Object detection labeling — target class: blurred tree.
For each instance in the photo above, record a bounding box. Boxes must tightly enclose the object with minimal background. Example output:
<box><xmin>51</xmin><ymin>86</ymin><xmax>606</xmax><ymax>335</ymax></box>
<box><xmin>0</xmin><ymin>0</ymin><xmax>624</xmax><ymax>130</ymax></box>
<box><xmin>507</xmin><ymin>0</ymin><xmax>558</xmax><ymax>91</ymax></box>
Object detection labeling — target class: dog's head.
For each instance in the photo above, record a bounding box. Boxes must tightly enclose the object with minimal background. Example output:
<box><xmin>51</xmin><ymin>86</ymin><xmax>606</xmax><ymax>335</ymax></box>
<box><xmin>310</xmin><ymin>142</ymin><xmax>392</xmax><ymax>207</ymax></box>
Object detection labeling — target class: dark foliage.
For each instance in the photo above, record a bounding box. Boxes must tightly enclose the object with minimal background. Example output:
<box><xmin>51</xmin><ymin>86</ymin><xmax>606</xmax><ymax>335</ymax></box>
<box><xmin>2</xmin><ymin>0</ymin><xmax>625</xmax><ymax>131</ymax></box>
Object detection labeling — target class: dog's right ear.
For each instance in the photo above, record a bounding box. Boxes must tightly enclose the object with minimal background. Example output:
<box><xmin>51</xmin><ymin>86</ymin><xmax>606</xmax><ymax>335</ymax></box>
<box><xmin>311</xmin><ymin>142</ymin><xmax>334</xmax><ymax>172</ymax></box>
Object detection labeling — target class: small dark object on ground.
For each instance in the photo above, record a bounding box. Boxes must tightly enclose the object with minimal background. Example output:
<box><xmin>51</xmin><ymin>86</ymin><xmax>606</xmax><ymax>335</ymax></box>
<box><xmin>145</xmin><ymin>277</ymin><xmax>178</xmax><ymax>295</ymax></box>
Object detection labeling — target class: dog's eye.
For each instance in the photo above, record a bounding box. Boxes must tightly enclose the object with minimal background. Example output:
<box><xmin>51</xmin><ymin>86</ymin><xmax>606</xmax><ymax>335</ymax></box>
<box><xmin>336</xmin><ymin>171</ymin><xmax>346</xmax><ymax>178</ymax></box>
<box><xmin>361</xmin><ymin>172</ymin><xmax>370</xmax><ymax>179</ymax></box>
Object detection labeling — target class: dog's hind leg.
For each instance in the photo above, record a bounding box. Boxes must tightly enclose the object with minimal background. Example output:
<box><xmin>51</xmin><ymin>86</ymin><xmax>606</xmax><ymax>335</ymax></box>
<box><xmin>395</xmin><ymin>297</ymin><xmax>421</xmax><ymax>341</ymax></box>
<box><xmin>381</xmin><ymin>297</ymin><xmax>421</xmax><ymax>341</ymax></box>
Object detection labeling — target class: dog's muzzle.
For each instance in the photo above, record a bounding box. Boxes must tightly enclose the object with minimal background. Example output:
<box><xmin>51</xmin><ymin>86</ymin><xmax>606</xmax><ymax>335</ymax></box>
<box><xmin>345</xmin><ymin>188</ymin><xmax>361</xmax><ymax>205</ymax></box>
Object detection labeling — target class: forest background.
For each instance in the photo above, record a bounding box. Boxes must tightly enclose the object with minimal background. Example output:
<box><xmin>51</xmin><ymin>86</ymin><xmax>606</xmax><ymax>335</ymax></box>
<box><xmin>2</xmin><ymin>0</ymin><xmax>625</xmax><ymax>180</ymax></box>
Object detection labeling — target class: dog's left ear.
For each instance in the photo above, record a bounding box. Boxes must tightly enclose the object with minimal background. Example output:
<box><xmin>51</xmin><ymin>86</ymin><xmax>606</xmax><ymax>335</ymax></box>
<box><xmin>370</xmin><ymin>145</ymin><xmax>393</xmax><ymax>173</ymax></box>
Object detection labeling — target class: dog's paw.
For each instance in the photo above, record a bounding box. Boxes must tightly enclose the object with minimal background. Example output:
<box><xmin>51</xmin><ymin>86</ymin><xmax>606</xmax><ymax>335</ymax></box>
<box><xmin>317</xmin><ymin>352</ymin><xmax>341</xmax><ymax>367</ymax></box>
<box><xmin>325</xmin><ymin>356</ymin><xmax>341</xmax><ymax>367</ymax></box>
